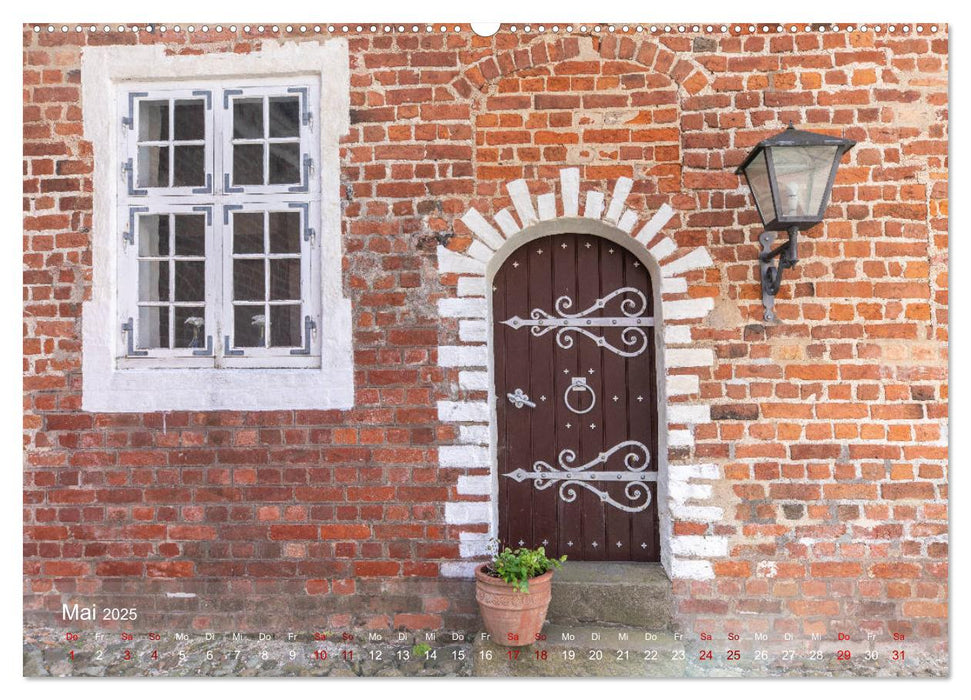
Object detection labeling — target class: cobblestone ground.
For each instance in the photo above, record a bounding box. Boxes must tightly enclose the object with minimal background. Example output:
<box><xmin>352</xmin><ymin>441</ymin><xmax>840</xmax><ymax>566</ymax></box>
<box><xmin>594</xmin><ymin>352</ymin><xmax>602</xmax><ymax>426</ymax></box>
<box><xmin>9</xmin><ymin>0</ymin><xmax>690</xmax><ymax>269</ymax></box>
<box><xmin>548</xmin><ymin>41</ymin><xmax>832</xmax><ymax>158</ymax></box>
<box><xmin>24</xmin><ymin>626</ymin><xmax>947</xmax><ymax>678</ymax></box>
<box><xmin>24</xmin><ymin>626</ymin><xmax>475</xmax><ymax>677</ymax></box>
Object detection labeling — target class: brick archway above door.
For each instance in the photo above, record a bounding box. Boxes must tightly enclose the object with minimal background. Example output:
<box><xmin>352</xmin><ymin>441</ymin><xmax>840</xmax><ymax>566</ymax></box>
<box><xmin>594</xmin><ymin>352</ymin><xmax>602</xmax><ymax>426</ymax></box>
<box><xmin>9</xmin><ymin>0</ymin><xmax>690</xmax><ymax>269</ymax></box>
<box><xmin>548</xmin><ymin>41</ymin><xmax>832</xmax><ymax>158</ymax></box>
<box><xmin>436</xmin><ymin>168</ymin><xmax>727</xmax><ymax>582</ymax></box>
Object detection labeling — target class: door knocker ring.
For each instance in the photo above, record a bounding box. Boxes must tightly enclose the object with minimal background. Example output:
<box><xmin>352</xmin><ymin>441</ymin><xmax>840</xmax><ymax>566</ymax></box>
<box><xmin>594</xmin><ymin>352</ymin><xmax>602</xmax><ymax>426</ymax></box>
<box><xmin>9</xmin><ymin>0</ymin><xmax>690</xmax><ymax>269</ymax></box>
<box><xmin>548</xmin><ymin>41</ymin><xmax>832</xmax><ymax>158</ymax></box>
<box><xmin>564</xmin><ymin>377</ymin><xmax>596</xmax><ymax>415</ymax></box>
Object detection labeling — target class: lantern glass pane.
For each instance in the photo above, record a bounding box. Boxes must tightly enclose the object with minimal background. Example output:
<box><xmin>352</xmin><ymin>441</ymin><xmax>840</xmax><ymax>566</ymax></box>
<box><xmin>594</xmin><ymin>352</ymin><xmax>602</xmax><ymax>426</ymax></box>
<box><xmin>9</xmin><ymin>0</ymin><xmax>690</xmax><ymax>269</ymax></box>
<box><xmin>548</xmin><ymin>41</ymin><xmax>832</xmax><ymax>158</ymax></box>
<box><xmin>744</xmin><ymin>151</ymin><xmax>775</xmax><ymax>224</ymax></box>
<box><xmin>771</xmin><ymin>145</ymin><xmax>839</xmax><ymax>218</ymax></box>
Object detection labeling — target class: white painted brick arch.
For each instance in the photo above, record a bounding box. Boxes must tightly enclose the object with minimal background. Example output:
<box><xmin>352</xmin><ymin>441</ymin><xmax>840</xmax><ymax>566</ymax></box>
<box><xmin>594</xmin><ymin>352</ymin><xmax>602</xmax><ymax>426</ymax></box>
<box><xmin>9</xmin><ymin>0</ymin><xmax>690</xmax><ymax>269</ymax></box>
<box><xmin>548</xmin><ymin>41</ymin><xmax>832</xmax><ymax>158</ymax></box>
<box><xmin>436</xmin><ymin>168</ymin><xmax>724</xmax><ymax>581</ymax></box>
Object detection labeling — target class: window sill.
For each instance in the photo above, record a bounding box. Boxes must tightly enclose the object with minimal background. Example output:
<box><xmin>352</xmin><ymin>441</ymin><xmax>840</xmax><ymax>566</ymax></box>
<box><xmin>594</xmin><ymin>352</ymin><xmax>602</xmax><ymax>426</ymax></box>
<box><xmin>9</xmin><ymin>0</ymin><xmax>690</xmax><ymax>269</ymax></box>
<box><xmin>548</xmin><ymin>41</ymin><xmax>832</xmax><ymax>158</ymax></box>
<box><xmin>81</xmin><ymin>314</ymin><xmax>354</xmax><ymax>413</ymax></box>
<box><xmin>116</xmin><ymin>356</ymin><xmax>322</xmax><ymax>370</ymax></box>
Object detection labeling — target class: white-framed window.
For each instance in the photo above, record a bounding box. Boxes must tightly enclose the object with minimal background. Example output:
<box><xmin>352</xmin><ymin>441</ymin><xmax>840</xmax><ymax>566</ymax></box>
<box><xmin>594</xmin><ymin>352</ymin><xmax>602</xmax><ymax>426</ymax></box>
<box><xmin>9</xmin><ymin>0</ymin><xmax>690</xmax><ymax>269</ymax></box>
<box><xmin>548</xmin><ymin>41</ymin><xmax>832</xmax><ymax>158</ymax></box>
<box><xmin>118</xmin><ymin>80</ymin><xmax>320</xmax><ymax>368</ymax></box>
<box><xmin>82</xmin><ymin>41</ymin><xmax>353</xmax><ymax>411</ymax></box>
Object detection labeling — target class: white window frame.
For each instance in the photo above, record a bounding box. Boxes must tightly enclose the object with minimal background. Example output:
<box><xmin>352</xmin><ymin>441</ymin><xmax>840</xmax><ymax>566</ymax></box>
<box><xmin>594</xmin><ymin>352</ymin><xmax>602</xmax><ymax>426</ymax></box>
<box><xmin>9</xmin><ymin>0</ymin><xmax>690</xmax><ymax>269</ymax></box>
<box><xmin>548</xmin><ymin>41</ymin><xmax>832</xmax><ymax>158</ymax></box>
<box><xmin>81</xmin><ymin>41</ymin><xmax>353</xmax><ymax>412</ymax></box>
<box><xmin>219</xmin><ymin>201</ymin><xmax>321</xmax><ymax>369</ymax></box>
<box><xmin>117</xmin><ymin>78</ymin><xmax>321</xmax><ymax>368</ymax></box>
<box><xmin>119</xmin><ymin>203</ymin><xmax>217</xmax><ymax>368</ymax></box>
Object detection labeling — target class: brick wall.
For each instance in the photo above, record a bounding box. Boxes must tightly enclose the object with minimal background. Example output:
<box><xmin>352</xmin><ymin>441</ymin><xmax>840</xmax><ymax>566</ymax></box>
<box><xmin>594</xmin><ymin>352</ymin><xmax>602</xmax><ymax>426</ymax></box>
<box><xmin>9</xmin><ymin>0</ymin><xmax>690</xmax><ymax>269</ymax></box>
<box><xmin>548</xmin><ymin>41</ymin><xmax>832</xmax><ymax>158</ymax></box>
<box><xmin>24</xmin><ymin>23</ymin><xmax>947</xmax><ymax>650</ymax></box>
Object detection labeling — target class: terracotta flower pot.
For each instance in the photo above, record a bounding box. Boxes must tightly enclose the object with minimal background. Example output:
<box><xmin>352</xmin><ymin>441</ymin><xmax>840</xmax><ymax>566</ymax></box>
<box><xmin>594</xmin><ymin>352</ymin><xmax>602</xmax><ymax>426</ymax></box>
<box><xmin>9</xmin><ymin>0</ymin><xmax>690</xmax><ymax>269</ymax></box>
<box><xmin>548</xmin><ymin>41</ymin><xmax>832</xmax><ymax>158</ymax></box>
<box><xmin>475</xmin><ymin>563</ymin><xmax>554</xmax><ymax>647</ymax></box>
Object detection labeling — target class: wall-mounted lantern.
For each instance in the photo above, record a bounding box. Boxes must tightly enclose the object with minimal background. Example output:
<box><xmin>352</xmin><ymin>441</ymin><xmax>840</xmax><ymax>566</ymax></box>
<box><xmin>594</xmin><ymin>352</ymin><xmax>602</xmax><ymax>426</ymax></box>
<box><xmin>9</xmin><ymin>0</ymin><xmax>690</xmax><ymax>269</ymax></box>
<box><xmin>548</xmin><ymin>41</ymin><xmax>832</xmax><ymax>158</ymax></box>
<box><xmin>735</xmin><ymin>123</ymin><xmax>855</xmax><ymax>322</ymax></box>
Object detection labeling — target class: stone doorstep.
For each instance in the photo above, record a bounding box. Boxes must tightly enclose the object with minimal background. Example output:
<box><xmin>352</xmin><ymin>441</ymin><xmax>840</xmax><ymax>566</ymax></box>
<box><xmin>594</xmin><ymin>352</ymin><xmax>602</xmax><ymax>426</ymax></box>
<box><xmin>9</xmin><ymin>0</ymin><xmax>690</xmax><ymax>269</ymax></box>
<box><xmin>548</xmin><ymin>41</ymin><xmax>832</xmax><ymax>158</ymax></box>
<box><xmin>473</xmin><ymin>624</ymin><xmax>686</xmax><ymax>677</ymax></box>
<box><xmin>547</xmin><ymin>561</ymin><xmax>675</xmax><ymax>629</ymax></box>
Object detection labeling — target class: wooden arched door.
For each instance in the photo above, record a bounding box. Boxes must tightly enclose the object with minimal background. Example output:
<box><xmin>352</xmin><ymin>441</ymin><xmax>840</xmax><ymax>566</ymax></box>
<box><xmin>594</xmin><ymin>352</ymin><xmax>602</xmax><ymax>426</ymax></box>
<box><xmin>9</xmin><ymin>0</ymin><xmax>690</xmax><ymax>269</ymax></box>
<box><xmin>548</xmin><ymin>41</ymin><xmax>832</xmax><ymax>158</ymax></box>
<box><xmin>493</xmin><ymin>233</ymin><xmax>659</xmax><ymax>562</ymax></box>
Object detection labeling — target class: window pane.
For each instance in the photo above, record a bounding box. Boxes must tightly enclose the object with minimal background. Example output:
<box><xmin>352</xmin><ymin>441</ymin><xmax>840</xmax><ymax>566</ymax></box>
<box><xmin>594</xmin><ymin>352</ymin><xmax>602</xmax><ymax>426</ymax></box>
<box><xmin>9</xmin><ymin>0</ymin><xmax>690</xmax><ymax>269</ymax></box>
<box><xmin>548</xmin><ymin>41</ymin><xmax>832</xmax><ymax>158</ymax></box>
<box><xmin>772</xmin><ymin>145</ymin><xmax>839</xmax><ymax>218</ymax></box>
<box><xmin>174</xmin><ymin>261</ymin><xmax>205</xmax><ymax>302</ymax></box>
<box><xmin>174</xmin><ymin>215</ymin><xmax>205</xmax><ymax>256</ymax></box>
<box><xmin>234</xmin><ymin>305</ymin><xmax>265</xmax><ymax>347</ymax></box>
<box><xmin>138</xmin><ymin>215</ymin><xmax>170</xmax><ymax>257</ymax></box>
<box><xmin>175</xmin><ymin>307</ymin><xmax>206</xmax><ymax>349</ymax></box>
<box><xmin>137</xmin><ymin>145</ymin><xmax>169</xmax><ymax>188</ymax></box>
<box><xmin>269</xmin><ymin>97</ymin><xmax>300</xmax><ymax>138</ymax></box>
<box><xmin>233</xmin><ymin>98</ymin><xmax>263</xmax><ymax>139</ymax></box>
<box><xmin>138</xmin><ymin>306</ymin><xmax>169</xmax><ymax>349</ymax></box>
<box><xmin>138</xmin><ymin>100</ymin><xmax>169</xmax><ymax>141</ymax></box>
<box><xmin>138</xmin><ymin>261</ymin><xmax>170</xmax><ymax>302</ymax></box>
<box><xmin>270</xmin><ymin>259</ymin><xmax>301</xmax><ymax>301</ymax></box>
<box><xmin>269</xmin><ymin>212</ymin><xmax>301</xmax><ymax>254</ymax></box>
<box><xmin>173</xmin><ymin>145</ymin><xmax>205</xmax><ymax>187</ymax></box>
<box><xmin>233</xmin><ymin>144</ymin><xmax>264</xmax><ymax>185</ymax></box>
<box><xmin>234</xmin><ymin>259</ymin><xmax>265</xmax><ymax>301</ymax></box>
<box><xmin>173</xmin><ymin>100</ymin><xmax>204</xmax><ymax>140</ymax></box>
<box><xmin>270</xmin><ymin>305</ymin><xmax>302</xmax><ymax>347</ymax></box>
<box><xmin>744</xmin><ymin>151</ymin><xmax>775</xmax><ymax>223</ymax></box>
<box><xmin>233</xmin><ymin>212</ymin><xmax>264</xmax><ymax>254</ymax></box>
<box><xmin>268</xmin><ymin>143</ymin><xmax>300</xmax><ymax>184</ymax></box>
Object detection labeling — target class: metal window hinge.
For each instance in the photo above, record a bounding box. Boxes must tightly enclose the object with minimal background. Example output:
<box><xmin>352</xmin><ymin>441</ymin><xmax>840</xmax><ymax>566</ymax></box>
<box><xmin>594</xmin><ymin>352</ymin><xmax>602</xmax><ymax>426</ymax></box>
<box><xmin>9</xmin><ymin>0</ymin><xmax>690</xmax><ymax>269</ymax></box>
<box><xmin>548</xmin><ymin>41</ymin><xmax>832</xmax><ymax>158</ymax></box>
<box><xmin>223</xmin><ymin>204</ymin><xmax>244</xmax><ymax>225</ymax></box>
<box><xmin>286</xmin><ymin>87</ymin><xmax>312</xmax><ymax>128</ymax></box>
<box><xmin>287</xmin><ymin>202</ymin><xmax>316</xmax><ymax>243</ymax></box>
<box><xmin>121</xmin><ymin>317</ymin><xmax>148</xmax><ymax>357</ymax></box>
<box><xmin>224</xmin><ymin>173</ymin><xmax>244</xmax><ymax>195</ymax></box>
<box><xmin>223</xmin><ymin>335</ymin><xmax>244</xmax><ymax>356</ymax></box>
<box><xmin>124</xmin><ymin>206</ymin><xmax>148</xmax><ymax>247</ymax></box>
<box><xmin>191</xmin><ymin>205</ymin><xmax>213</xmax><ymax>226</ymax></box>
<box><xmin>191</xmin><ymin>89</ymin><xmax>212</xmax><ymax>110</ymax></box>
<box><xmin>122</xmin><ymin>158</ymin><xmax>146</xmax><ymax>196</ymax></box>
<box><xmin>122</xmin><ymin>91</ymin><xmax>148</xmax><ymax>129</ymax></box>
<box><xmin>222</xmin><ymin>88</ymin><xmax>243</xmax><ymax>110</ymax></box>
<box><xmin>287</xmin><ymin>155</ymin><xmax>313</xmax><ymax>193</ymax></box>
<box><xmin>192</xmin><ymin>174</ymin><xmax>213</xmax><ymax>195</ymax></box>
<box><xmin>192</xmin><ymin>334</ymin><xmax>214</xmax><ymax>357</ymax></box>
<box><xmin>290</xmin><ymin>316</ymin><xmax>317</xmax><ymax>356</ymax></box>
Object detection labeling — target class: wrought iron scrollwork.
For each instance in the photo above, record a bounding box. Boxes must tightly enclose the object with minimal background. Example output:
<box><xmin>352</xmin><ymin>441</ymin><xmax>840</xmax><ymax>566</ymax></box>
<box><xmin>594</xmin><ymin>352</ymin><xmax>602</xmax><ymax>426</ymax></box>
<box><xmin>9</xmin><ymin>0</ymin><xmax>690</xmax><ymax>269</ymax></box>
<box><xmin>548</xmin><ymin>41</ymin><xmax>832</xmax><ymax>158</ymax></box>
<box><xmin>505</xmin><ymin>440</ymin><xmax>656</xmax><ymax>513</ymax></box>
<box><xmin>501</xmin><ymin>287</ymin><xmax>654</xmax><ymax>357</ymax></box>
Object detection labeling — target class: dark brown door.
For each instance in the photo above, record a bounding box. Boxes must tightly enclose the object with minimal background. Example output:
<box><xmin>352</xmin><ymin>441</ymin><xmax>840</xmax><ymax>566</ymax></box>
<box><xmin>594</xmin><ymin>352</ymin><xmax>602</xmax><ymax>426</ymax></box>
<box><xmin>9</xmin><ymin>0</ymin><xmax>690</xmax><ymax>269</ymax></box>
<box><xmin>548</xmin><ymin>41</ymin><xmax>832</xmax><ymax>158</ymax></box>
<box><xmin>493</xmin><ymin>233</ymin><xmax>659</xmax><ymax>562</ymax></box>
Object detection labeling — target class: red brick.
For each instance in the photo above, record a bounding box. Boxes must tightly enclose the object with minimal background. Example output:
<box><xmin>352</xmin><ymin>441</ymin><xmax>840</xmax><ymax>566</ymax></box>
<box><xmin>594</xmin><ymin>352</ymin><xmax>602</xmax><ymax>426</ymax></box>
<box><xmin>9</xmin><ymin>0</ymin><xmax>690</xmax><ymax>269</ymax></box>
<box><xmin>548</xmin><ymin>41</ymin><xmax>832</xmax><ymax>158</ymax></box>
<box><xmin>269</xmin><ymin>525</ymin><xmax>318</xmax><ymax>540</ymax></box>
<box><xmin>146</xmin><ymin>561</ymin><xmax>195</xmax><ymax>577</ymax></box>
<box><xmin>354</xmin><ymin>561</ymin><xmax>401</xmax><ymax>577</ymax></box>
<box><xmin>319</xmin><ymin>524</ymin><xmax>371</xmax><ymax>540</ymax></box>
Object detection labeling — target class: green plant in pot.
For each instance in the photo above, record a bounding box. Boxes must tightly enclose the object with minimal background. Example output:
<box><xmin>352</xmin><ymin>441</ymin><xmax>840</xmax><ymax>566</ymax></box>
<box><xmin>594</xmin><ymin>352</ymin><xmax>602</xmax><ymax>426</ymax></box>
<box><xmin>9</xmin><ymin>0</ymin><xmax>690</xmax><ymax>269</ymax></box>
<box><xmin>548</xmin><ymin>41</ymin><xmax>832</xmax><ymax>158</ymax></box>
<box><xmin>475</xmin><ymin>542</ymin><xmax>566</xmax><ymax>647</ymax></box>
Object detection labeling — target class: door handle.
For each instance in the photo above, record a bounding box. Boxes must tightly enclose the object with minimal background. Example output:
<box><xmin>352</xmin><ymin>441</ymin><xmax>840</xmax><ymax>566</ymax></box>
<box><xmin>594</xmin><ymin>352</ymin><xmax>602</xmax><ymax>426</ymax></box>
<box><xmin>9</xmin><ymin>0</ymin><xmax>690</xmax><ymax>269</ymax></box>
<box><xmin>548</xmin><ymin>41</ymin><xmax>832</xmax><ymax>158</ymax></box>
<box><xmin>507</xmin><ymin>388</ymin><xmax>536</xmax><ymax>409</ymax></box>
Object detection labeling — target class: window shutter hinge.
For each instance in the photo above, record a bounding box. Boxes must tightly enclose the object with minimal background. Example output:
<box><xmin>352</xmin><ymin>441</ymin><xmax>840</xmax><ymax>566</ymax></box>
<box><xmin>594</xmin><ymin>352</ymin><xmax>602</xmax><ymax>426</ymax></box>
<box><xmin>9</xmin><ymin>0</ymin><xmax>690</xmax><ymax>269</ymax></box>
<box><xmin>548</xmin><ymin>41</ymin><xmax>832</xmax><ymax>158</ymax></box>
<box><xmin>121</xmin><ymin>317</ymin><xmax>148</xmax><ymax>357</ymax></box>
<box><xmin>290</xmin><ymin>317</ymin><xmax>317</xmax><ymax>356</ymax></box>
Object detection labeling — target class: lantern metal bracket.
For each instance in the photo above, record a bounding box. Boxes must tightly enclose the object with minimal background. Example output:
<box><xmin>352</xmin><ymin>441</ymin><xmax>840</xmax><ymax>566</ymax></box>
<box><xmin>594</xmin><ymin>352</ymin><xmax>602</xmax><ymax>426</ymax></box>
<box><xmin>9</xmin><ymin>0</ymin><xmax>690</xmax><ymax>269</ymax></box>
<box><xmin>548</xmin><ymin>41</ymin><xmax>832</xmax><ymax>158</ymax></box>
<box><xmin>759</xmin><ymin>225</ymin><xmax>800</xmax><ymax>323</ymax></box>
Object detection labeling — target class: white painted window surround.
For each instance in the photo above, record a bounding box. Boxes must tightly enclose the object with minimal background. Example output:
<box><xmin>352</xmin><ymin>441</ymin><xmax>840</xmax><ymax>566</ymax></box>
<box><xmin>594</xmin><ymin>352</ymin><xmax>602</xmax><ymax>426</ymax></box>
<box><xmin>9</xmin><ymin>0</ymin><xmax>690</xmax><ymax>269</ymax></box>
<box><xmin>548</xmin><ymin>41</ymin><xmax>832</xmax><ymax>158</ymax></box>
<box><xmin>81</xmin><ymin>41</ymin><xmax>353</xmax><ymax>412</ymax></box>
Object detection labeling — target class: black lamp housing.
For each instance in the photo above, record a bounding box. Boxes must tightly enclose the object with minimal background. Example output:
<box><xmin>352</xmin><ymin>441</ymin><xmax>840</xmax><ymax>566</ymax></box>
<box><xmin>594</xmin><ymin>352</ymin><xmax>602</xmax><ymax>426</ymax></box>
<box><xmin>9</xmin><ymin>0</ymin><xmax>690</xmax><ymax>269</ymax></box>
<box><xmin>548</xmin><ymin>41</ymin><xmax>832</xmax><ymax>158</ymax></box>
<box><xmin>735</xmin><ymin>124</ymin><xmax>856</xmax><ymax>322</ymax></box>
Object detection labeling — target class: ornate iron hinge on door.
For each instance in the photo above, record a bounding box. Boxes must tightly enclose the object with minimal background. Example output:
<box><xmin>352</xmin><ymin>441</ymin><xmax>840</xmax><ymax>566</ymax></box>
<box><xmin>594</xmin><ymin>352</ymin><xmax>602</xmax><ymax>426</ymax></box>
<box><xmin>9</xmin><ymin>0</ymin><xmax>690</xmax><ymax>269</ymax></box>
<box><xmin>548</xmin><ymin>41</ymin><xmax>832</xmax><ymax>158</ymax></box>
<box><xmin>505</xmin><ymin>440</ymin><xmax>656</xmax><ymax>513</ymax></box>
<box><xmin>501</xmin><ymin>287</ymin><xmax>654</xmax><ymax>357</ymax></box>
